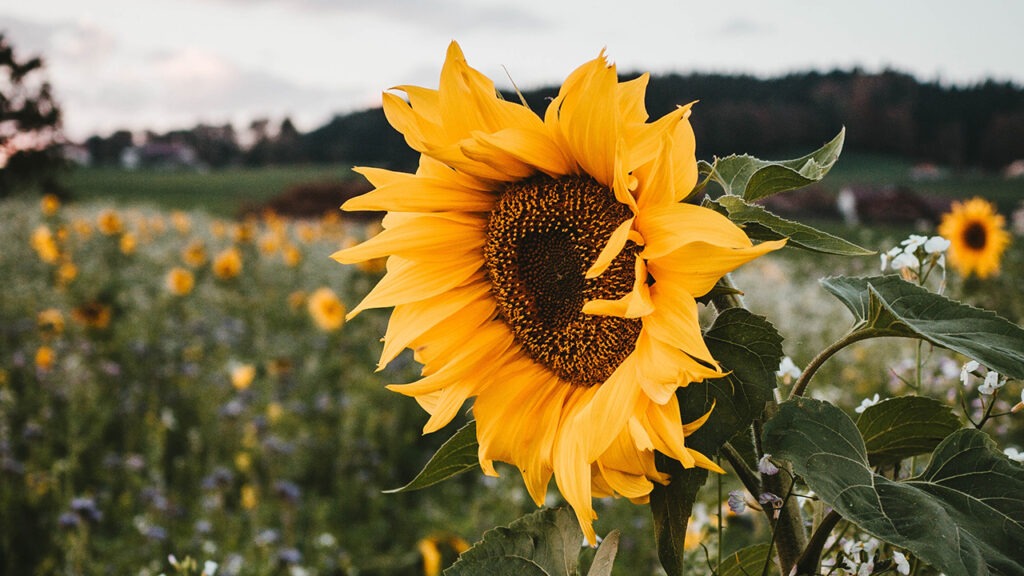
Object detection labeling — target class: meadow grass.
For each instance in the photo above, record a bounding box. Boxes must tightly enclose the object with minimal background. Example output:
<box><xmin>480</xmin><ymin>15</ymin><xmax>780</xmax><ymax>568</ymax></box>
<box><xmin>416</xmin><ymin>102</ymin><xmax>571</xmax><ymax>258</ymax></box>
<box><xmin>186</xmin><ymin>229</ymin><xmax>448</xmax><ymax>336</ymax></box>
<box><xmin>60</xmin><ymin>165</ymin><xmax>354</xmax><ymax>218</ymax></box>
<box><xmin>2</xmin><ymin>185</ymin><xmax>1021</xmax><ymax>575</ymax></box>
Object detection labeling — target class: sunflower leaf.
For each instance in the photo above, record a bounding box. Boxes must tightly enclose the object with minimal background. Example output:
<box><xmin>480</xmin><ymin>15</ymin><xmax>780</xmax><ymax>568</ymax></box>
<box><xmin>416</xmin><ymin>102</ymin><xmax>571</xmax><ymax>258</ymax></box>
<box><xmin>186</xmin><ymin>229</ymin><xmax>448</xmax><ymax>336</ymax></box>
<box><xmin>445</xmin><ymin>507</ymin><xmax>583</xmax><ymax>576</ymax></box>
<box><xmin>709</xmin><ymin>195</ymin><xmax>874</xmax><ymax>256</ymax></box>
<box><xmin>762</xmin><ymin>397</ymin><xmax>1024</xmax><ymax>576</ymax></box>
<box><xmin>821</xmin><ymin>275</ymin><xmax>1024</xmax><ymax>379</ymax></box>
<box><xmin>718</xmin><ymin>543</ymin><xmax>779</xmax><ymax>576</ymax></box>
<box><xmin>585</xmin><ymin>530</ymin><xmax>620</xmax><ymax>576</ymax></box>
<box><xmin>855</xmin><ymin>395</ymin><xmax>962</xmax><ymax>467</ymax></box>
<box><xmin>651</xmin><ymin>456</ymin><xmax>708</xmax><ymax>576</ymax></box>
<box><xmin>384</xmin><ymin>420</ymin><xmax>478</xmax><ymax>493</ymax></box>
<box><xmin>684</xmin><ymin>308</ymin><xmax>784</xmax><ymax>454</ymax></box>
<box><xmin>706</xmin><ymin>128</ymin><xmax>845</xmax><ymax>201</ymax></box>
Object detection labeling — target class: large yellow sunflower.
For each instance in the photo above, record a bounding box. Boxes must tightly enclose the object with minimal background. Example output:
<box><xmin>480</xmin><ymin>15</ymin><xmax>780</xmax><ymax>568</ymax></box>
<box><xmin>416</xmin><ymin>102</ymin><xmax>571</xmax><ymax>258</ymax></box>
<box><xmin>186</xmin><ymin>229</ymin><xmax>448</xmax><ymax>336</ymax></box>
<box><xmin>938</xmin><ymin>197</ymin><xmax>1010</xmax><ymax>279</ymax></box>
<box><xmin>333</xmin><ymin>42</ymin><xmax>785</xmax><ymax>542</ymax></box>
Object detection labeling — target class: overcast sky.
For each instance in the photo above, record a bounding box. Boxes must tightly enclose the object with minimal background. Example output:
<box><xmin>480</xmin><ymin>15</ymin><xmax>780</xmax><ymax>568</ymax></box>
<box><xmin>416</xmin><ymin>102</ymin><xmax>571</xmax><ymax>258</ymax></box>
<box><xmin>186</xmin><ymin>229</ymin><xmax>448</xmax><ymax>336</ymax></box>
<box><xmin>3</xmin><ymin>0</ymin><xmax>1023</xmax><ymax>141</ymax></box>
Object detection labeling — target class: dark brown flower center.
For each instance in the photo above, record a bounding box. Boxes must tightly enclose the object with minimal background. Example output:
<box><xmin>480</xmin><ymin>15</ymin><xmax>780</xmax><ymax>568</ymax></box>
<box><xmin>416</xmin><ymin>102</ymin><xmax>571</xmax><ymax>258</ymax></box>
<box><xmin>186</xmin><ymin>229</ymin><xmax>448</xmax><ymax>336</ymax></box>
<box><xmin>963</xmin><ymin>222</ymin><xmax>987</xmax><ymax>250</ymax></box>
<box><xmin>483</xmin><ymin>175</ymin><xmax>642</xmax><ymax>387</ymax></box>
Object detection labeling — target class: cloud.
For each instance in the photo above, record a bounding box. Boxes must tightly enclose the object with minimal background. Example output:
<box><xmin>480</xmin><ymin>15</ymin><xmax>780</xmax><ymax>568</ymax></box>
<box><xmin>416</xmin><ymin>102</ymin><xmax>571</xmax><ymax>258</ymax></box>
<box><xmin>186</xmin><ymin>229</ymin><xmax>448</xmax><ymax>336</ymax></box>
<box><xmin>195</xmin><ymin>0</ymin><xmax>549</xmax><ymax>31</ymax></box>
<box><xmin>718</xmin><ymin>17</ymin><xmax>772</xmax><ymax>36</ymax></box>
<box><xmin>0</xmin><ymin>14</ymin><xmax>116</xmax><ymax>65</ymax></box>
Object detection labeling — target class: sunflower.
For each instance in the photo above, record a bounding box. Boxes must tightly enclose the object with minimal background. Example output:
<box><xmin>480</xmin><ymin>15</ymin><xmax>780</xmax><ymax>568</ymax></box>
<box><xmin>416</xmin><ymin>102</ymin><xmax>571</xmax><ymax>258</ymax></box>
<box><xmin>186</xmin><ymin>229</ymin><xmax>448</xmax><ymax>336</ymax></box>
<box><xmin>165</xmin><ymin>267</ymin><xmax>195</xmax><ymax>296</ymax></box>
<box><xmin>333</xmin><ymin>42</ymin><xmax>784</xmax><ymax>542</ymax></box>
<box><xmin>307</xmin><ymin>287</ymin><xmax>346</xmax><ymax>331</ymax></box>
<box><xmin>212</xmin><ymin>247</ymin><xmax>243</xmax><ymax>280</ymax></box>
<box><xmin>938</xmin><ymin>197</ymin><xmax>1010</xmax><ymax>279</ymax></box>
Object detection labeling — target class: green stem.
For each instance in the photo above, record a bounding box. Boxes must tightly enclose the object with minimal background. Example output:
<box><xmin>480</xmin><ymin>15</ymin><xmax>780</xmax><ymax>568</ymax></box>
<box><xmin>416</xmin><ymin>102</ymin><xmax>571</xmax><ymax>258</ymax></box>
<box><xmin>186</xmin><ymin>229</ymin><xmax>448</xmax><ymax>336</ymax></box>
<box><xmin>720</xmin><ymin>442</ymin><xmax>760</xmax><ymax>499</ymax></box>
<box><xmin>788</xmin><ymin>327</ymin><xmax>876</xmax><ymax>399</ymax></box>
<box><xmin>793</xmin><ymin>510</ymin><xmax>842</xmax><ymax>575</ymax></box>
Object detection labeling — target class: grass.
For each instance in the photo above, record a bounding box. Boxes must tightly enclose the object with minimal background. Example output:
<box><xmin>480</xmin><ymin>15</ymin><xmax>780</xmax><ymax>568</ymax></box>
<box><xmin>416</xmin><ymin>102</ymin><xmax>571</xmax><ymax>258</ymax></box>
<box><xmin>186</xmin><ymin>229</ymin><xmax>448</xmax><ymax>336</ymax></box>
<box><xmin>59</xmin><ymin>165</ymin><xmax>353</xmax><ymax>218</ymax></box>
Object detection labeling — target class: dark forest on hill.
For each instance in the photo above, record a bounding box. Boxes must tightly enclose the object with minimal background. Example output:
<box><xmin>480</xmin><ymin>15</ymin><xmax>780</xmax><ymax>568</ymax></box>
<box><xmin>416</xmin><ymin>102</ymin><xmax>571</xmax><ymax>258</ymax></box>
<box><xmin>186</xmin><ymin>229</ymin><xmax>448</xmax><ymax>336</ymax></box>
<box><xmin>83</xmin><ymin>69</ymin><xmax>1024</xmax><ymax>172</ymax></box>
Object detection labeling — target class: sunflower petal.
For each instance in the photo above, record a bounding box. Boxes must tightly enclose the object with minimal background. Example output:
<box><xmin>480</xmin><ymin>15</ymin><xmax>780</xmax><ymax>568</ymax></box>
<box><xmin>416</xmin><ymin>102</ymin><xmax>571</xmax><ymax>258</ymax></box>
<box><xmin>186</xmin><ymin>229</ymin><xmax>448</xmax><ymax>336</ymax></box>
<box><xmin>647</xmin><ymin>239</ymin><xmax>787</xmax><ymax>298</ymax></box>
<box><xmin>639</xmin><ymin>202</ymin><xmax>753</xmax><ymax>261</ymax></box>
<box><xmin>342</xmin><ymin>174</ymin><xmax>496</xmax><ymax>213</ymax></box>
<box><xmin>556</xmin><ymin>52</ymin><xmax>619</xmax><ymax>186</ymax></box>
<box><xmin>346</xmin><ymin>256</ymin><xmax>482</xmax><ymax>319</ymax></box>
<box><xmin>332</xmin><ymin>215</ymin><xmax>485</xmax><ymax>264</ymax></box>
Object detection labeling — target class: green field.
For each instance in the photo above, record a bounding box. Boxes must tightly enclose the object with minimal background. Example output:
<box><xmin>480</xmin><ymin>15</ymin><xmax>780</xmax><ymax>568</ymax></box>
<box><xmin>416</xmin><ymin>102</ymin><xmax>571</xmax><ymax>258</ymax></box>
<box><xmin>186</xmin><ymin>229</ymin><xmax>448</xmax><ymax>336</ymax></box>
<box><xmin>54</xmin><ymin>155</ymin><xmax>1023</xmax><ymax>220</ymax></box>
<box><xmin>59</xmin><ymin>165</ymin><xmax>354</xmax><ymax>217</ymax></box>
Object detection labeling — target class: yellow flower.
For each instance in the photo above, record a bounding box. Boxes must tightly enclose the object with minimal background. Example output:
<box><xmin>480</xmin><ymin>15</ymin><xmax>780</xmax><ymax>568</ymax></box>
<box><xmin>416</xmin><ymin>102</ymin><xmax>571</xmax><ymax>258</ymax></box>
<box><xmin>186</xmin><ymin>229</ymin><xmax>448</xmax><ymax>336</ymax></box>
<box><xmin>72</xmin><ymin>218</ymin><xmax>93</xmax><ymax>239</ymax></box>
<box><xmin>938</xmin><ymin>197</ymin><xmax>1011</xmax><ymax>279</ymax></box>
<box><xmin>212</xmin><ymin>247</ymin><xmax>243</xmax><ymax>279</ymax></box>
<box><xmin>165</xmin><ymin>267</ymin><xmax>195</xmax><ymax>296</ymax></box>
<box><xmin>37</xmin><ymin>308</ymin><xmax>65</xmax><ymax>335</ymax></box>
<box><xmin>230</xmin><ymin>363</ymin><xmax>256</xmax><ymax>390</ymax></box>
<box><xmin>119</xmin><ymin>232</ymin><xmax>137</xmax><ymax>255</ymax></box>
<box><xmin>171</xmin><ymin>211</ymin><xmax>192</xmax><ymax>234</ymax></box>
<box><xmin>287</xmin><ymin>290</ymin><xmax>306</xmax><ymax>311</ymax></box>
<box><xmin>71</xmin><ymin>301</ymin><xmax>112</xmax><ymax>329</ymax></box>
<box><xmin>282</xmin><ymin>244</ymin><xmax>302</xmax><ymax>267</ymax></box>
<box><xmin>41</xmin><ymin>194</ymin><xmax>60</xmax><ymax>216</ymax></box>
<box><xmin>240</xmin><ymin>484</ymin><xmax>258</xmax><ymax>510</ymax></box>
<box><xmin>30</xmin><ymin>225</ymin><xmax>60</xmax><ymax>263</ymax></box>
<box><xmin>266</xmin><ymin>402</ymin><xmax>284</xmax><ymax>423</ymax></box>
<box><xmin>182</xmin><ymin>240</ymin><xmax>208</xmax><ymax>268</ymax></box>
<box><xmin>56</xmin><ymin>260</ymin><xmax>78</xmax><ymax>286</ymax></box>
<box><xmin>97</xmin><ymin>209</ymin><xmax>124</xmax><ymax>236</ymax></box>
<box><xmin>333</xmin><ymin>42</ymin><xmax>784</xmax><ymax>542</ymax></box>
<box><xmin>235</xmin><ymin>452</ymin><xmax>253</xmax><ymax>473</ymax></box>
<box><xmin>35</xmin><ymin>346</ymin><xmax>56</xmax><ymax>371</ymax></box>
<box><xmin>307</xmin><ymin>287</ymin><xmax>345</xmax><ymax>331</ymax></box>
<box><xmin>258</xmin><ymin>233</ymin><xmax>281</xmax><ymax>255</ymax></box>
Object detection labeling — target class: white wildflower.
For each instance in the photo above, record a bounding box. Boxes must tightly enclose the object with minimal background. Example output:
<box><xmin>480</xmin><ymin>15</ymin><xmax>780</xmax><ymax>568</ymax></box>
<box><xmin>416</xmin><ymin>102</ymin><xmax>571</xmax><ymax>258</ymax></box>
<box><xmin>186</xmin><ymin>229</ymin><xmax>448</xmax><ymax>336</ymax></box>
<box><xmin>1004</xmin><ymin>447</ymin><xmax>1024</xmax><ymax>463</ymax></box>
<box><xmin>854</xmin><ymin>393</ymin><xmax>880</xmax><ymax>414</ymax></box>
<box><xmin>892</xmin><ymin>551</ymin><xmax>911</xmax><ymax>575</ymax></box>
<box><xmin>202</xmin><ymin>561</ymin><xmax>218</xmax><ymax>576</ymax></box>
<box><xmin>776</xmin><ymin>356</ymin><xmax>802</xmax><ymax>384</ymax></box>
<box><xmin>880</xmin><ymin>246</ymin><xmax>903</xmax><ymax>271</ymax></box>
<box><xmin>900</xmin><ymin>234</ymin><xmax>929</xmax><ymax>252</ymax></box>
<box><xmin>890</xmin><ymin>252</ymin><xmax>919</xmax><ymax>270</ymax></box>
<box><xmin>960</xmin><ymin>360</ymin><xmax>980</xmax><ymax>388</ymax></box>
<box><xmin>978</xmin><ymin>371</ymin><xmax>1004</xmax><ymax>395</ymax></box>
<box><xmin>924</xmin><ymin>235</ymin><xmax>951</xmax><ymax>254</ymax></box>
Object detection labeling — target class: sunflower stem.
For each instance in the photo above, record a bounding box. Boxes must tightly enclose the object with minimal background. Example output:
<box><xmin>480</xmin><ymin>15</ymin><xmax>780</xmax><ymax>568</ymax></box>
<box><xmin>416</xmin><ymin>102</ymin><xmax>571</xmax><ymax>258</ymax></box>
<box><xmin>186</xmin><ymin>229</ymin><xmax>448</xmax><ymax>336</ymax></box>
<box><xmin>711</xmin><ymin>274</ymin><xmax>807</xmax><ymax>574</ymax></box>
<box><xmin>787</xmin><ymin>326</ymin><xmax>876</xmax><ymax>399</ymax></box>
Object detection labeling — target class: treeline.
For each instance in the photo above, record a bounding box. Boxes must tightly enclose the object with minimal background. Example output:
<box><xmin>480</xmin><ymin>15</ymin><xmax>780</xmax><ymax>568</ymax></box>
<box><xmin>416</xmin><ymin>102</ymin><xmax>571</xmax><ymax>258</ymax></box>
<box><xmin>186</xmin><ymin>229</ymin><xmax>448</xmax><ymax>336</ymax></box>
<box><xmin>83</xmin><ymin>68</ymin><xmax>1024</xmax><ymax>172</ymax></box>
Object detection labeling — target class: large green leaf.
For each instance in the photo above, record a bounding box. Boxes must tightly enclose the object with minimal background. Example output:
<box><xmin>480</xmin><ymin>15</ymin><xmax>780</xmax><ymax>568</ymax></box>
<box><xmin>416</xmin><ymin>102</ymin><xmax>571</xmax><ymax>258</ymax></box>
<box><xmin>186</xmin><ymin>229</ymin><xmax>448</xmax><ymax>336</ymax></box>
<box><xmin>718</xmin><ymin>543</ymin><xmax>780</xmax><ymax>576</ymax></box>
<box><xmin>650</xmin><ymin>457</ymin><xmax>708</xmax><ymax>576</ymax></box>
<box><xmin>385</xmin><ymin>420</ymin><xmax>478</xmax><ymax>493</ymax></box>
<box><xmin>763</xmin><ymin>397</ymin><xmax>1024</xmax><ymax>576</ymax></box>
<box><xmin>708</xmin><ymin>195</ymin><xmax>874</xmax><ymax>256</ymax></box>
<box><xmin>682</xmin><ymin>308</ymin><xmax>784</xmax><ymax>454</ymax></box>
<box><xmin>856</xmin><ymin>395</ymin><xmax>962</xmax><ymax>467</ymax></box>
<box><xmin>652</xmin><ymin>308</ymin><xmax>782</xmax><ymax>576</ymax></box>
<box><xmin>821</xmin><ymin>275</ymin><xmax>1024</xmax><ymax>379</ymax></box>
<box><xmin>704</xmin><ymin>128</ymin><xmax>845</xmax><ymax>201</ymax></box>
<box><xmin>445</xmin><ymin>507</ymin><xmax>583</xmax><ymax>576</ymax></box>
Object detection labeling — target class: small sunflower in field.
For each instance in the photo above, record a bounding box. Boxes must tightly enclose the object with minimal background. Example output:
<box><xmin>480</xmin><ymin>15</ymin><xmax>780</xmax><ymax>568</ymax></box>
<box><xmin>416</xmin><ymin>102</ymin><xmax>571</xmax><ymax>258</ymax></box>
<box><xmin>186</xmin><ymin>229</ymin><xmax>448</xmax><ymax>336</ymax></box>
<box><xmin>119</xmin><ymin>232</ymin><xmax>137</xmax><ymax>255</ymax></box>
<box><xmin>71</xmin><ymin>301</ymin><xmax>112</xmax><ymax>329</ymax></box>
<box><xmin>41</xmin><ymin>193</ymin><xmax>60</xmax><ymax>216</ymax></box>
<box><xmin>230</xmin><ymin>363</ymin><xmax>256</xmax><ymax>391</ymax></box>
<box><xmin>165</xmin><ymin>267</ymin><xmax>195</xmax><ymax>296</ymax></box>
<box><xmin>30</xmin><ymin>225</ymin><xmax>60</xmax><ymax>263</ymax></box>
<box><xmin>37</xmin><ymin>308</ymin><xmax>65</xmax><ymax>336</ymax></box>
<box><xmin>182</xmin><ymin>240</ymin><xmax>208</xmax><ymax>268</ymax></box>
<box><xmin>938</xmin><ymin>197</ymin><xmax>1011</xmax><ymax>279</ymax></box>
<box><xmin>35</xmin><ymin>346</ymin><xmax>56</xmax><ymax>371</ymax></box>
<box><xmin>96</xmin><ymin>209</ymin><xmax>124</xmax><ymax>236</ymax></box>
<box><xmin>307</xmin><ymin>287</ymin><xmax>345</xmax><ymax>331</ymax></box>
<box><xmin>212</xmin><ymin>247</ymin><xmax>243</xmax><ymax>280</ymax></box>
<box><xmin>334</xmin><ymin>42</ymin><xmax>783</xmax><ymax>541</ymax></box>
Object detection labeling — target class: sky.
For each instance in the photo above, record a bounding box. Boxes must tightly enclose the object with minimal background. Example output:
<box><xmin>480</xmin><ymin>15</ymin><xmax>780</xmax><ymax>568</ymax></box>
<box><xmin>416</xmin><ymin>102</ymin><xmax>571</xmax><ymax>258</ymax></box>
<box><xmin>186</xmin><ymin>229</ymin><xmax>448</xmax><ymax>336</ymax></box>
<box><xmin>2</xmin><ymin>0</ymin><xmax>1023</xmax><ymax>141</ymax></box>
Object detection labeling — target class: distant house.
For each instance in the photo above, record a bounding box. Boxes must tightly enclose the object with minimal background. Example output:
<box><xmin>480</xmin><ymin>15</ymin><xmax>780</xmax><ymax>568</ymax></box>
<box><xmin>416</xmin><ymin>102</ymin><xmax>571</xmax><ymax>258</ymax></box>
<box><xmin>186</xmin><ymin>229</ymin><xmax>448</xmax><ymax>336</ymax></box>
<box><xmin>120</xmin><ymin>142</ymin><xmax>199</xmax><ymax>170</ymax></box>
<box><xmin>62</xmin><ymin>143</ymin><xmax>92</xmax><ymax>167</ymax></box>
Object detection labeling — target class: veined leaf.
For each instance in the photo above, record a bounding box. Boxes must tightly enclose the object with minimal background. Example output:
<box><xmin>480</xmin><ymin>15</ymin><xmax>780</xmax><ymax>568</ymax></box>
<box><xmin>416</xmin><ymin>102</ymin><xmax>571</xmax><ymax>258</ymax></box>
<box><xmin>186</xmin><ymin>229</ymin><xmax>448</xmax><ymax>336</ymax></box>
<box><xmin>821</xmin><ymin>275</ymin><xmax>1024</xmax><ymax>379</ymax></box>
<box><xmin>718</xmin><ymin>543</ymin><xmax>779</xmax><ymax>576</ymax></box>
<box><xmin>763</xmin><ymin>397</ymin><xmax>1024</xmax><ymax>576</ymax></box>
<box><xmin>709</xmin><ymin>195</ymin><xmax>874</xmax><ymax>256</ymax></box>
<box><xmin>585</xmin><ymin>530</ymin><xmax>620</xmax><ymax>576</ymax></box>
<box><xmin>385</xmin><ymin>420</ymin><xmax>478</xmax><ymax>493</ymax></box>
<box><xmin>653</xmin><ymin>308</ymin><xmax>782</xmax><ymax>576</ymax></box>
<box><xmin>856</xmin><ymin>395</ymin><xmax>961</xmax><ymax>467</ymax></box>
<box><xmin>705</xmin><ymin>128</ymin><xmax>845</xmax><ymax>200</ymax></box>
<box><xmin>445</xmin><ymin>508</ymin><xmax>583</xmax><ymax>576</ymax></box>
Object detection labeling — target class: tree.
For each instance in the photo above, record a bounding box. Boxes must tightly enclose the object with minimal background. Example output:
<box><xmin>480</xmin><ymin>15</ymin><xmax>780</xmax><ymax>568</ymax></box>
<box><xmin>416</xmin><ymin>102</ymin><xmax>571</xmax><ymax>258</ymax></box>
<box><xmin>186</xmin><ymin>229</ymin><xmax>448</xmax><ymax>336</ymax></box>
<box><xmin>0</xmin><ymin>33</ymin><xmax>65</xmax><ymax>197</ymax></box>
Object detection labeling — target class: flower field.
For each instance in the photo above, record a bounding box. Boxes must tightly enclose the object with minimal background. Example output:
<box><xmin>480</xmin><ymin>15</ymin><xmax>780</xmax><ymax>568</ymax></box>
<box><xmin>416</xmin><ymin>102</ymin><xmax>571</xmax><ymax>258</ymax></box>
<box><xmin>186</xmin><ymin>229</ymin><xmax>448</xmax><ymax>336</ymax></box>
<box><xmin>2</xmin><ymin>191</ymin><xmax>1022</xmax><ymax>575</ymax></box>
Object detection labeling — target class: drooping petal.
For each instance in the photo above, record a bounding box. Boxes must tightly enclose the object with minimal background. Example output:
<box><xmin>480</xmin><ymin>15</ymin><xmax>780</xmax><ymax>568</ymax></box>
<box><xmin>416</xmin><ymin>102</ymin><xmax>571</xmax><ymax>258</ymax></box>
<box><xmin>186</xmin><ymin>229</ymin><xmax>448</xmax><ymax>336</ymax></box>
<box><xmin>647</xmin><ymin>239</ymin><xmax>787</xmax><ymax>298</ymax></box>
<box><xmin>638</xmin><ymin>202</ymin><xmax>754</xmax><ymax>261</ymax></box>
<box><xmin>582</xmin><ymin>255</ymin><xmax>654</xmax><ymax>318</ymax></box>
<box><xmin>346</xmin><ymin>256</ymin><xmax>482</xmax><ymax>319</ymax></box>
